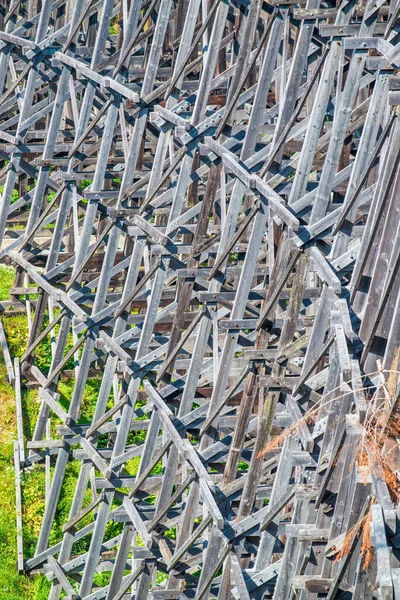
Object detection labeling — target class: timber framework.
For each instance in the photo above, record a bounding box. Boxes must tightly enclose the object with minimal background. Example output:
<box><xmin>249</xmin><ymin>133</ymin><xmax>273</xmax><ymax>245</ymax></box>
<box><xmin>1</xmin><ymin>0</ymin><xmax>400</xmax><ymax>598</ymax></box>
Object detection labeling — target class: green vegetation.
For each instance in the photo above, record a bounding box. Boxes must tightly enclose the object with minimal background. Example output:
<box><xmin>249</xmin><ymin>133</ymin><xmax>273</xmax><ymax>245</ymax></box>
<box><xmin>0</xmin><ymin>267</ymin><xmax>118</xmax><ymax>597</ymax></box>
<box><xmin>109</xmin><ymin>16</ymin><xmax>119</xmax><ymax>35</ymax></box>
<box><xmin>80</xmin><ymin>179</ymin><xmax>93</xmax><ymax>190</ymax></box>
<box><xmin>0</xmin><ymin>265</ymin><xmax>14</xmax><ymax>300</ymax></box>
<box><xmin>0</xmin><ymin>187</ymin><xmax>20</xmax><ymax>204</ymax></box>
<box><xmin>0</xmin><ymin>265</ymin><xmax>161</xmax><ymax>598</ymax></box>
<box><xmin>0</xmin><ymin>267</ymin><xmax>51</xmax><ymax>599</ymax></box>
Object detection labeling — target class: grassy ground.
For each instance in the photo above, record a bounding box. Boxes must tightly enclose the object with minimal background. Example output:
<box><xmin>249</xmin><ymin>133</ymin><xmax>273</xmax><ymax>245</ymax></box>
<box><xmin>0</xmin><ymin>265</ymin><xmax>165</xmax><ymax>597</ymax></box>
<box><xmin>0</xmin><ymin>266</ymin><xmax>51</xmax><ymax>599</ymax></box>
<box><xmin>0</xmin><ymin>265</ymin><xmax>109</xmax><ymax>597</ymax></box>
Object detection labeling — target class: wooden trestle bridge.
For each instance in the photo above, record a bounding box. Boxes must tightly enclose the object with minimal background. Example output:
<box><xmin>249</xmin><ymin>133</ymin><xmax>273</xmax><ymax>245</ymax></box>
<box><xmin>1</xmin><ymin>0</ymin><xmax>400</xmax><ymax>597</ymax></box>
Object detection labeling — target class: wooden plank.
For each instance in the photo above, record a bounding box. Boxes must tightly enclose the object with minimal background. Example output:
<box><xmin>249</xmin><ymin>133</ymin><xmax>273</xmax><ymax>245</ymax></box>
<box><xmin>371</xmin><ymin>504</ymin><xmax>393</xmax><ymax>600</ymax></box>
<box><xmin>13</xmin><ymin>442</ymin><xmax>24</xmax><ymax>574</ymax></box>
<box><xmin>14</xmin><ymin>359</ymin><xmax>25</xmax><ymax>466</ymax></box>
<box><xmin>0</xmin><ymin>319</ymin><xmax>15</xmax><ymax>382</ymax></box>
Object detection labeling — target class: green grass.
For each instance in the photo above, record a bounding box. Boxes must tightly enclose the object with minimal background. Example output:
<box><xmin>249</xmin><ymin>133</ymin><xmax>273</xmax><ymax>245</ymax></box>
<box><xmin>0</xmin><ymin>267</ymin><xmax>49</xmax><ymax>597</ymax></box>
<box><xmin>109</xmin><ymin>15</ymin><xmax>119</xmax><ymax>35</ymax></box>
<box><xmin>0</xmin><ymin>268</ymin><xmax>60</xmax><ymax>597</ymax></box>
<box><xmin>0</xmin><ymin>187</ymin><xmax>20</xmax><ymax>204</ymax></box>
<box><xmin>0</xmin><ymin>360</ymin><xmax>51</xmax><ymax>599</ymax></box>
<box><xmin>0</xmin><ymin>265</ymin><xmax>15</xmax><ymax>300</ymax></box>
<box><xmin>0</xmin><ymin>266</ymin><xmax>157</xmax><ymax>597</ymax></box>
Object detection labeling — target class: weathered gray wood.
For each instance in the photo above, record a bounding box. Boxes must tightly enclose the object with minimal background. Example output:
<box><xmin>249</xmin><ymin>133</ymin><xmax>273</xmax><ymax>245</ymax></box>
<box><xmin>13</xmin><ymin>441</ymin><xmax>24</xmax><ymax>574</ymax></box>
<box><xmin>3</xmin><ymin>1</ymin><xmax>400</xmax><ymax>598</ymax></box>
<box><xmin>14</xmin><ymin>358</ymin><xmax>25</xmax><ymax>466</ymax></box>
<box><xmin>371</xmin><ymin>503</ymin><xmax>393</xmax><ymax>599</ymax></box>
<box><xmin>0</xmin><ymin>318</ymin><xmax>14</xmax><ymax>382</ymax></box>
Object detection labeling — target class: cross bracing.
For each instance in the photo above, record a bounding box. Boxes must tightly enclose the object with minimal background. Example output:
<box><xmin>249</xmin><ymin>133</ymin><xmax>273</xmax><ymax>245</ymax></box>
<box><xmin>1</xmin><ymin>0</ymin><xmax>400</xmax><ymax>598</ymax></box>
